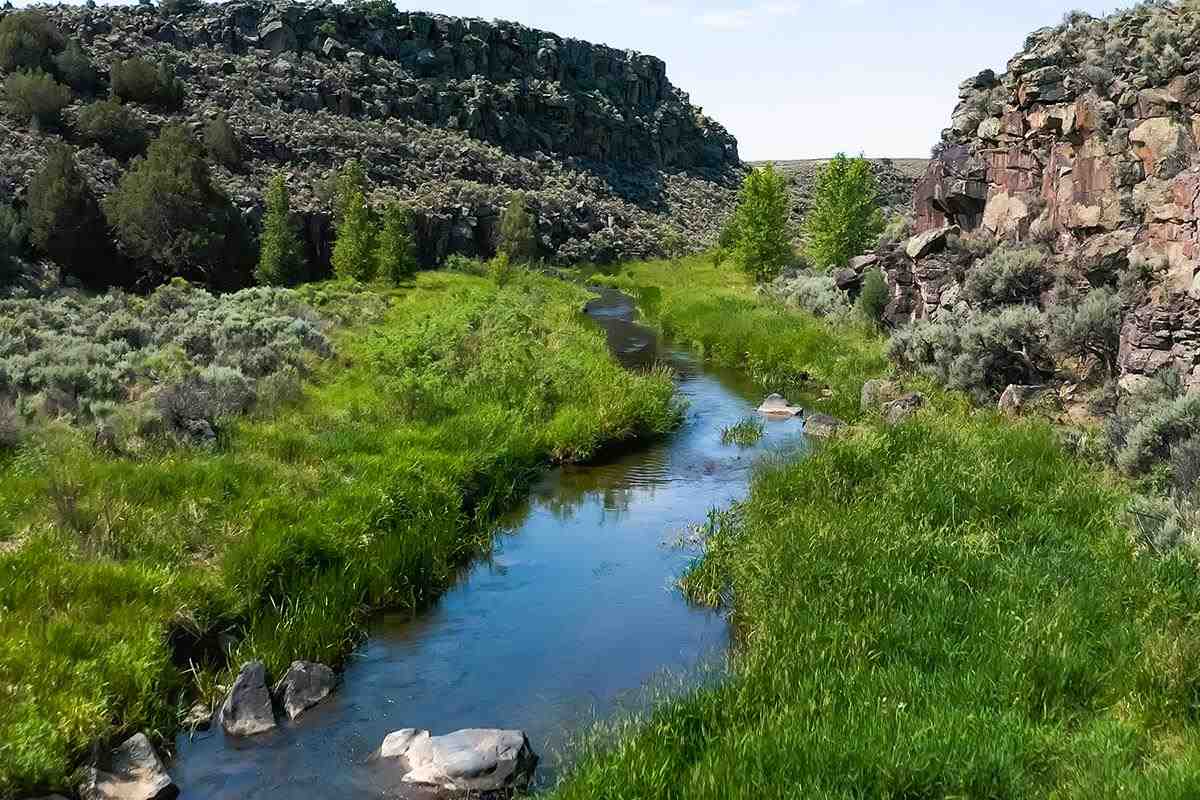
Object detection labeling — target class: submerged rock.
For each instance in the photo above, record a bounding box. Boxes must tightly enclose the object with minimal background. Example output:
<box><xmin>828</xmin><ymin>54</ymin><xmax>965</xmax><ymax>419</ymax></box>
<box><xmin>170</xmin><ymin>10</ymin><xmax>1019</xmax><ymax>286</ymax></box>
<box><xmin>757</xmin><ymin>393</ymin><xmax>803</xmax><ymax>417</ymax></box>
<box><xmin>79</xmin><ymin>733</ymin><xmax>178</xmax><ymax>800</ymax></box>
<box><xmin>279</xmin><ymin>660</ymin><xmax>336</xmax><ymax>720</ymax></box>
<box><xmin>220</xmin><ymin>661</ymin><xmax>277</xmax><ymax>737</ymax></box>
<box><xmin>377</xmin><ymin>728</ymin><xmax>538</xmax><ymax>797</ymax></box>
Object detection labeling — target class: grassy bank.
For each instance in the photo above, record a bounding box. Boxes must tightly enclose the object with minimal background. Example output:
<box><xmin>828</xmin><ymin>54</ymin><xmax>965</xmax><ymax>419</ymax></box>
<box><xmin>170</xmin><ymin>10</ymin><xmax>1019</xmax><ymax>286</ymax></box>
<box><xmin>0</xmin><ymin>271</ymin><xmax>677</xmax><ymax>798</ymax></box>
<box><xmin>551</xmin><ymin>259</ymin><xmax>1200</xmax><ymax>798</ymax></box>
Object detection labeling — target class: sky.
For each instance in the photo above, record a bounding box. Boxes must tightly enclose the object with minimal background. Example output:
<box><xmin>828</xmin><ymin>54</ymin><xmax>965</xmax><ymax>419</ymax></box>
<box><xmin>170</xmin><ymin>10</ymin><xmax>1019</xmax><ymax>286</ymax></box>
<box><xmin>17</xmin><ymin>0</ymin><xmax>1134</xmax><ymax>159</ymax></box>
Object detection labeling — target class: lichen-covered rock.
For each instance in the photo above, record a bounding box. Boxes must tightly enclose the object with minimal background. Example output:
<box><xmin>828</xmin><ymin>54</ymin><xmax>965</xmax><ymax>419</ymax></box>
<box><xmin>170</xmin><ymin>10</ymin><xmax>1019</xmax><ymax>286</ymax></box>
<box><xmin>377</xmin><ymin>728</ymin><xmax>537</xmax><ymax>797</ymax></box>
<box><xmin>79</xmin><ymin>733</ymin><xmax>178</xmax><ymax>800</ymax></box>
<box><xmin>220</xmin><ymin>661</ymin><xmax>277</xmax><ymax>737</ymax></box>
<box><xmin>279</xmin><ymin>660</ymin><xmax>336</xmax><ymax>720</ymax></box>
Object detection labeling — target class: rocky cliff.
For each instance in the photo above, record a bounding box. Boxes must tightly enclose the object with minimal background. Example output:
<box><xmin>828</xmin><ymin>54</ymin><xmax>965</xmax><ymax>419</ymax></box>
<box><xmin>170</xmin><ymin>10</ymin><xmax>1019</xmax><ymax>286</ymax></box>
<box><xmin>0</xmin><ymin>1</ymin><xmax>742</xmax><ymax>269</ymax></box>
<box><xmin>892</xmin><ymin>3</ymin><xmax>1200</xmax><ymax>388</ymax></box>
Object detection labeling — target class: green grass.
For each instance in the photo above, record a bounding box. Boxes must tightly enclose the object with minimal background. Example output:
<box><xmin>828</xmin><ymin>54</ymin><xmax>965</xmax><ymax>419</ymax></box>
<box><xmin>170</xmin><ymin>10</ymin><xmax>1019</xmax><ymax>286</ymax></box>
<box><xmin>589</xmin><ymin>256</ymin><xmax>888</xmax><ymax>421</ymax></box>
<box><xmin>0</xmin><ymin>271</ymin><xmax>678</xmax><ymax>798</ymax></box>
<box><xmin>719</xmin><ymin>417</ymin><xmax>764</xmax><ymax>447</ymax></box>
<box><xmin>550</xmin><ymin>258</ymin><xmax>1200</xmax><ymax>798</ymax></box>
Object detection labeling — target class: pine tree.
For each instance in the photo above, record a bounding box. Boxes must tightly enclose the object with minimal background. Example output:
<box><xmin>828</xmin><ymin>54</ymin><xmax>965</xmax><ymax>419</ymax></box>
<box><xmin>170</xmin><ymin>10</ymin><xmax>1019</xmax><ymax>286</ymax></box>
<box><xmin>498</xmin><ymin>192</ymin><xmax>537</xmax><ymax>263</ymax></box>
<box><xmin>256</xmin><ymin>173</ymin><xmax>305</xmax><ymax>286</ymax></box>
<box><xmin>729</xmin><ymin>164</ymin><xmax>794</xmax><ymax>282</ymax></box>
<box><xmin>331</xmin><ymin>161</ymin><xmax>375</xmax><ymax>281</ymax></box>
<box><xmin>803</xmin><ymin>153</ymin><xmax>884</xmax><ymax>269</ymax></box>
<box><xmin>375</xmin><ymin>202</ymin><xmax>418</xmax><ymax>284</ymax></box>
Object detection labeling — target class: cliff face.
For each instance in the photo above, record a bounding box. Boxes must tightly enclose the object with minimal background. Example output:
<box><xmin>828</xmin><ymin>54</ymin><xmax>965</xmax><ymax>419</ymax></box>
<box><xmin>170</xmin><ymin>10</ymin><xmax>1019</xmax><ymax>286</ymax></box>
<box><xmin>0</xmin><ymin>1</ymin><xmax>742</xmax><ymax>269</ymax></box>
<box><xmin>899</xmin><ymin>4</ymin><xmax>1200</xmax><ymax>388</ymax></box>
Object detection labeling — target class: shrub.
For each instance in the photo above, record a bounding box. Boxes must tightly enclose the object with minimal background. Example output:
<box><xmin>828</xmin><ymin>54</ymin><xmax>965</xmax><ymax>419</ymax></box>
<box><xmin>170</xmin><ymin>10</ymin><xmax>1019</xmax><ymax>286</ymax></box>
<box><xmin>26</xmin><ymin>144</ymin><xmax>113</xmax><ymax>286</ymax></box>
<box><xmin>856</xmin><ymin>268</ymin><xmax>889</xmax><ymax>325</ymax></box>
<box><xmin>962</xmin><ymin>244</ymin><xmax>1048</xmax><ymax>307</ymax></box>
<box><xmin>498</xmin><ymin>191</ymin><xmax>537</xmax><ymax>263</ymax></box>
<box><xmin>878</xmin><ymin>213</ymin><xmax>911</xmax><ymax>246</ymax></box>
<box><xmin>331</xmin><ymin>160</ymin><xmax>375</xmax><ymax>281</ymax></box>
<box><xmin>157</xmin><ymin>366</ymin><xmax>255</xmax><ymax>438</ymax></box>
<box><xmin>1</xmin><ymin>70</ymin><xmax>71</xmax><ymax>128</ymax></box>
<box><xmin>204</xmin><ymin>113</ymin><xmax>242</xmax><ymax>169</ymax></box>
<box><xmin>0</xmin><ymin>202</ymin><xmax>27</xmax><ymax>285</ymax></box>
<box><xmin>256</xmin><ymin>173</ymin><xmax>305</xmax><ymax>287</ymax></box>
<box><xmin>488</xmin><ymin>251</ymin><xmax>515</xmax><ymax>287</ymax></box>
<box><xmin>104</xmin><ymin>125</ymin><xmax>252</xmax><ymax>288</ymax></box>
<box><xmin>803</xmin><ymin>153</ymin><xmax>883</xmax><ymax>269</ymax></box>
<box><xmin>375</xmin><ymin>201</ymin><xmax>417</xmax><ymax>283</ymax></box>
<box><xmin>728</xmin><ymin>164</ymin><xmax>794</xmax><ymax>282</ymax></box>
<box><xmin>110</xmin><ymin>57</ymin><xmax>183</xmax><ymax>109</ymax></box>
<box><xmin>53</xmin><ymin>39</ymin><xmax>99</xmax><ymax>92</ymax></box>
<box><xmin>772</xmin><ymin>271</ymin><xmax>852</xmax><ymax>319</ymax></box>
<box><xmin>1116</xmin><ymin>393</ymin><xmax>1200</xmax><ymax>476</ymax></box>
<box><xmin>0</xmin><ymin>10</ymin><xmax>64</xmax><ymax>73</ymax></box>
<box><xmin>889</xmin><ymin>305</ymin><xmax>1051</xmax><ymax>401</ymax></box>
<box><xmin>75</xmin><ymin>99</ymin><xmax>148</xmax><ymax>159</ymax></box>
<box><xmin>1048</xmin><ymin>286</ymin><xmax>1121</xmax><ymax>376</ymax></box>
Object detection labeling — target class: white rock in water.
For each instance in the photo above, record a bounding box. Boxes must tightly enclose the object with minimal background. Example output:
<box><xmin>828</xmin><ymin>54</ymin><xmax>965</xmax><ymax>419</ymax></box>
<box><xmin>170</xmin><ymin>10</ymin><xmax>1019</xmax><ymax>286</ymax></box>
<box><xmin>279</xmin><ymin>660</ymin><xmax>336</xmax><ymax>720</ymax></box>
<box><xmin>758</xmin><ymin>393</ymin><xmax>803</xmax><ymax>417</ymax></box>
<box><xmin>378</xmin><ymin>728</ymin><xmax>538</xmax><ymax>795</ymax></box>
<box><xmin>220</xmin><ymin>661</ymin><xmax>277</xmax><ymax>737</ymax></box>
<box><xmin>79</xmin><ymin>733</ymin><xmax>178</xmax><ymax>800</ymax></box>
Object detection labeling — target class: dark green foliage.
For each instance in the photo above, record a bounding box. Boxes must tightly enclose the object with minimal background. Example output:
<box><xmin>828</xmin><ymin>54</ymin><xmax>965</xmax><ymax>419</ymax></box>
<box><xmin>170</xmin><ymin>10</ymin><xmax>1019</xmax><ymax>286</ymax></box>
<box><xmin>256</xmin><ymin>173</ymin><xmax>305</xmax><ymax>286</ymax></box>
<box><xmin>331</xmin><ymin>160</ymin><xmax>375</xmax><ymax>281</ymax></box>
<box><xmin>110</xmin><ymin>57</ymin><xmax>183</xmax><ymax>109</ymax></box>
<box><xmin>204</xmin><ymin>113</ymin><xmax>242</xmax><ymax>169</ymax></box>
<box><xmin>104</xmin><ymin>125</ymin><xmax>251</xmax><ymax>288</ymax></box>
<box><xmin>75</xmin><ymin>99</ymin><xmax>147</xmax><ymax>159</ymax></box>
<box><xmin>962</xmin><ymin>244</ymin><xmax>1049</xmax><ymax>307</ymax></box>
<box><xmin>1048</xmin><ymin>286</ymin><xmax>1121</xmax><ymax>376</ymax></box>
<box><xmin>498</xmin><ymin>192</ymin><xmax>537</xmax><ymax>263</ymax></box>
<box><xmin>52</xmin><ymin>39</ymin><xmax>99</xmax><ymax>93</ymax></box>
<box><xmin>0</xmin><ymin>11</ymin><xmax>64</xmax><ymax>73</ymax></box>
<box><xmin>375</xmin><ymin>202</ymin><xmax>418</xmax><ymax>284</ymax></box>
<box><xmin>728</xmin><ymin>164</ymin><xmax>794</xmax><ymax>283</ymax></box>
<box><xmin>347</xmin><ymin>0</ymin><xmax>400</xmax><ymax>24</ymax></box>
<box><xmin>802</xmin><ymin>153</ymin><xmax>883</xmax><ymax>269</ymax></box>
<box><xmin>0</xmin><ymin>202</ymin><xmax>27</xmax><ymax>285</ymax></box>
<box><xmin>856</xmin><ymin>268</ymin><xmax>888</xmax><ymax>324</ymax></box>
<box><xmin>25</xmin><ymin>144</ymin><xmax>113</xmax><ymax>286</ymax></box>
<box><xmin>1</xmin><ymin>70</ymin><xmax>71</xmax><ymax>128</ymax></box>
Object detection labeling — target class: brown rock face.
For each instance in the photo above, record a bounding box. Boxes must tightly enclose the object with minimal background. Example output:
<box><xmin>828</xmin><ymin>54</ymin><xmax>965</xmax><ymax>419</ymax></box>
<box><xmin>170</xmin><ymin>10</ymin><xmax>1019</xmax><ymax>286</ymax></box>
<box><xmin>903</xmin><ymin>5</ymin><xmax>1200</xmax><ymax>387</ymax></box>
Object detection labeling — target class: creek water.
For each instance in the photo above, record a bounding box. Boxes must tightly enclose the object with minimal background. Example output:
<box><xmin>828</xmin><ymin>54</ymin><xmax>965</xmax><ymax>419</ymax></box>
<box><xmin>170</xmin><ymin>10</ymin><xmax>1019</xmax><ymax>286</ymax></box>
<box><xmin>171</xmin><ymin>288</ymin><xmax>808</xmax><ymax>798</ymax></box>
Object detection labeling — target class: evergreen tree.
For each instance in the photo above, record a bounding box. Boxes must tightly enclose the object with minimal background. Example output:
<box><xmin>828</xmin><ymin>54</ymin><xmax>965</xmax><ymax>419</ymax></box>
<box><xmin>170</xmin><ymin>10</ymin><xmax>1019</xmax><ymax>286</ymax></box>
<box><xmin>803</xmin><ymin>153</ymin><xmax>884</xmax><ymax>269</ymax></box>
<box><xmin>104</xmin><ymin>125</ymin><xmax>252</xmax><ymax>288</ymax></box>
<box><xmin>0</xmin><ymin>11</ymin><xmax>65</xmax><ymax>73</ymax></box>
<box><xmin>498</xmin><ymin>192</ymin><xmax>537</xmax><ymax>263</ymax></box>
<box><xmin>375</xmin><ymin>201</ymin><xmax>418</xmax><ymax>284</ymax></box>
<box><xmin>256</xmin><ymin>173</ymin><xmax>305</xmax><ymax>286</ymax></box>
<box><xmin>729</xmin><ymin>164</ymin><xmax>794</xmax><ymax>282</ymax></box>
<box><xmin>331</xmin><ymin>161</ymin><xmax>375</xmax><ymax>281</ymax></box>
<box><xmin>26</xmin><ymin>144</ymin><xmax>113</xmax><ymax>286</ymax></box>
<box><xmin>0</xmin><ymin>202</ymin><xmax>28</xmax><ymax>286</ymax></box>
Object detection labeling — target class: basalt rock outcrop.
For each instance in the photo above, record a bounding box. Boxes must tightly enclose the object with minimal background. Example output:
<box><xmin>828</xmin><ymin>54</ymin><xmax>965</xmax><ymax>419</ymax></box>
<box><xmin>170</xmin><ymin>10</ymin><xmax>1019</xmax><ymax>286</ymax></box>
<box><xmin>892</xmin><ymin>4</ymin><xmax>1200</xmax><ymax>388</ymax></box>
<box><xmin>0</xmin><ymin>1</ymin><xmax>742</xmax><ymax>269</ymax></box>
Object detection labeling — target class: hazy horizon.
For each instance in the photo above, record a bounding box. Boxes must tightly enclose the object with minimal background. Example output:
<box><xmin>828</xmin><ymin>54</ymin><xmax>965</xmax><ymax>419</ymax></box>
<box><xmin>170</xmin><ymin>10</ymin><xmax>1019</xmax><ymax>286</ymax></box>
<box><xmin>12</xmin><ymin>0</ymin><xmax>1131</xmax><ymax>160</ymax></box>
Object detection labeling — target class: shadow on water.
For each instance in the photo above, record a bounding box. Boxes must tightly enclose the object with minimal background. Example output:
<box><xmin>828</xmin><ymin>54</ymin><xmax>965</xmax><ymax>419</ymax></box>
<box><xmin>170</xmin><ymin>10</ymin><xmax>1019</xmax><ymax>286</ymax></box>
<box><xmin>171</xmin><ymin>287</ymin><xmax>809</xmax><ymax>798</ymax></box>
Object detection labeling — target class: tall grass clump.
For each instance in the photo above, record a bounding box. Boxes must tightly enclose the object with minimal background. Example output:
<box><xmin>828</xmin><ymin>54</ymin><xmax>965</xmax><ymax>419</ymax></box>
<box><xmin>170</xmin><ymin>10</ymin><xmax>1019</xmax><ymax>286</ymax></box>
<box><xmin>551</xmin><ymin>403</ymin><xmax>1200</xmax><ymax>799</ymax></box>
<box><xmin>0</xmin><ymin>270</ymin><xmax>678</xmax><ymax>797</ymax></box>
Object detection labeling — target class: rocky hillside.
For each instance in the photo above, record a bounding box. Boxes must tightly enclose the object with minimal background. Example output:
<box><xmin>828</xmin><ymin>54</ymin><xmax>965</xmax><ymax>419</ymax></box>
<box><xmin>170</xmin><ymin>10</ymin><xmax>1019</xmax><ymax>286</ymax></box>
<box><xmin>0</xmin><ymin>1</ymin><xmax>742</xmax><ymax>272</ymax></box>
<box><xmin>884</xmin><ymin>2</ymin><xmax>1200</xmax><ymax>389</ymax></box>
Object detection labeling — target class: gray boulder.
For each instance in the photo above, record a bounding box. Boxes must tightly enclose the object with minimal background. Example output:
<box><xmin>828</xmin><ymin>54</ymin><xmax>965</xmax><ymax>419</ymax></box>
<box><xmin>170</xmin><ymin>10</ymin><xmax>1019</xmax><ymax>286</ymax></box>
<box><xmin>804</xmin><ymin>412</ymin><xmax>846</xmax><ymax>438</ymax></box>
<box><xmin>220</xmin><ymin>661</ymin><xmax>277</xmax><ymax>736</ymax></box>
<box><xmin>905</xmin><ymin>225</ymin><xmax>958</xmax><ymax>260</ymax></box>
<box><xmin>882</xmin><ymin>392</ymin><xmax>925</xmax><ymax>425</ymax></box>
<box><xmin>757</xmin><ymin>393</ymin><xmax>803</xmax><ymax>418</ymax></box>
<box><xmin>79</xmin><ymin>733</ymin><xmax>178</xmax><ymax>800</ymax></box>
<box><xmin>279</xmin><ymin>660</ymin><xmax>336</xmax><ymax>720</ymax></box>
<box><xmin>860</xmin><ymin>378</ymin><xmax>899</xmax><ymax>412</ymax></box>
<box><xmin>377</xmin><ymin>728</ymin><xmax>538</xmax><ymax>796</ymax></box>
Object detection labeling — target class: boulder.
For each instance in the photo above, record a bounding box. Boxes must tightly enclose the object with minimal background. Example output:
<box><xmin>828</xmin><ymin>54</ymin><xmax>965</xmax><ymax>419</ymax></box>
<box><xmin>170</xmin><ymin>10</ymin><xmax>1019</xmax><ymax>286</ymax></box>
<box><xmin>757</xmin><ymin>393</ymin><xmax>803</xmax><ymax>417</ymax></box>
<box><xmin>905</xmin><ymin>225</ymin><xmax>958</xmax><ymax>260</ymax></box>
<box><xmin>882</xmin><ymin>392</ymin><xmax>925</xmax><ymax>425</ymax></box>
<box><xmin>79</xmin><ymin>733</ymin><xmax>178</xmax><ymax>800</ymax></box>
<box><xmin>220</xmin><ymin>661</ymin><xmax>277</xmax><ymax>736</ymax></box>
<box><xmin>998</xmin><ymin>384</ymin><xmax>1059</xmax><ymax>417</ymax></box>
<box><xmin>279</xmin><ymin>660</ymin><xmax>336</xmax><ymax>720</ymax></box>
<box><xmin>860</xmin><ymin>378</ymin><xmax>899</xmax><ymax>412</ymax></box>
<box><xmin>804</xmin><ymin>412</ymin><xmax>846</xmax><ymax>438</ymax></box>
<box><xmin>377</xmin><ymin>728</ymin><xmax>538</xmax><ymax>796</ymax></box>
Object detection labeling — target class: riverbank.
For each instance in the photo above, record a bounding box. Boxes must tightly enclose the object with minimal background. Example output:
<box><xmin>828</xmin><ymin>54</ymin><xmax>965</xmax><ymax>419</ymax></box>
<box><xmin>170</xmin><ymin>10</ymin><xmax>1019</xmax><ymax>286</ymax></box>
<box><xmin>550</xmin><ymin>258</ymin><xmax>1200</xmax><ymax>797</ymax></box>
<box><xmin>0</xmin><ymin>271</ymin><xmax>678</xmax><ymax>798</ymax></box>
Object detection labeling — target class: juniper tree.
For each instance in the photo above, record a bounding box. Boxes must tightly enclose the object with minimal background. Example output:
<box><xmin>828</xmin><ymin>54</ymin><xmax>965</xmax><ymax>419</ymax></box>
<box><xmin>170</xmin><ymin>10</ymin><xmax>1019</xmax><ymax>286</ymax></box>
<box><xmin>256</xmin><ymin>173</ymin><xmax>306</xmax><ymax>286</ymax></box>
<box><xmin>803</xmin><ymin>154</ymin><xmax>883</xmax><ymax>269</ymax></box>
<box><xmin>26</xmin><ymin>144</ymin><xmax>112</xmax><ymax>286</ymax></box>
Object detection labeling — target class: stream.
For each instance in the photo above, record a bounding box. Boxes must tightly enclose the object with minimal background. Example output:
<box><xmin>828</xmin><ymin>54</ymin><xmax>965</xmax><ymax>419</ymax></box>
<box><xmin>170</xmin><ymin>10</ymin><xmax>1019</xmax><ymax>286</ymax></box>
<box><xmin>171</xmin><ymin>288</ymin><xmax>809</xmax><ymax>798</ymax></box>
